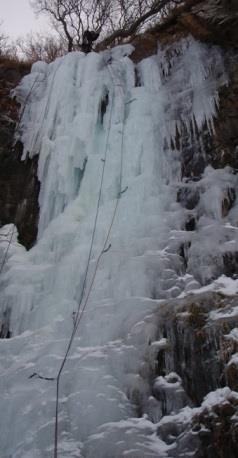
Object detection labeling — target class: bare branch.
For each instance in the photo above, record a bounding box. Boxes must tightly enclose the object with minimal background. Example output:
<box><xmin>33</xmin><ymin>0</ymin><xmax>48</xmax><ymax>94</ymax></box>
<box><xmin>17</xmin><ymin>32</ymin><xmax>66</xmax><ymax>63</ymax></box>
<box><xmin>0</xmin><ymin>21</ymin><xmax>9</xmax><ymax>56</ymax></box>
<box><xmin>30</xmin><ymin>0</ymin><xmax>184</xmax><ymax>52</ymax></box>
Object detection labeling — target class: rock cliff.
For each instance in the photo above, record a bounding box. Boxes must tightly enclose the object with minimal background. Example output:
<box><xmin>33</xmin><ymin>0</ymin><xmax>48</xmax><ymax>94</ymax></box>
<box><xmin>0</xmin><ymin>57</ymin><xmax>39</xmax><ymax>249</ymax></box>
<box><xmin>1</xmin><ymin>1</ymin><xmax>238</xmax><ymax>456</ymax></box>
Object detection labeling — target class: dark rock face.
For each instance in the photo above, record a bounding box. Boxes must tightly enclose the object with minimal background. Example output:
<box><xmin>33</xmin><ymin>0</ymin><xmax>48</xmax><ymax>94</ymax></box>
<box><xmin>130</xmin><ymin>4</ymin><xmax>238</xmax><ymax>453</ymax></box>
<box><xmin>0</xmin><ymin>308</ymin><xmax>11</xmax><ymax>338</ymax></box>
<box><xmin>0</xmin><ymin>141</ymin><xmax>40</xmax><ymax>249</ymax></box>
<box><xmin>0</xmin><ymin>58</ymin><xmax>40</xmax><ymax>249</ymax></box>
<box><xmin>191</xmin><ymin>0</ymin><xmax>238</xmax><ymax>49</ymax></box>
<box><xmin>147</xmin><ymin>293</ymin><xmax>238</xmax><ymax>457</ymax></box>
<box><xmin>193</xmin><ymin>398</ymin><xmax>238</xmax><ymax>458</ymax></box>
<box><xmin>156</xmin><ymin>293</ymin><xmax>238</xmax><ymax>404</ymax></box>
<box><xmin>157</xmin><ymin>390</ymin><xmax>238</xmax><ymax>458</ymax></box>
<box><xmin>158</xmin><ymin>27</ymin><xmax>238</xmax><ymax>452</ymax></box>
<box><xmin>177</xmin><ymin>186</ymin><xmax>200</xmax><ymax>210</ymax></box>
<box><xmin>178</xmin><ymin>58</ymin><xmax>238</xmax><ymax>180</ymax></box>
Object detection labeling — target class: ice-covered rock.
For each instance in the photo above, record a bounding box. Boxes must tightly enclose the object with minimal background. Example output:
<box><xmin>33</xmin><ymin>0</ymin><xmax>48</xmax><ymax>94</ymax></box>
<box><xmin>0</xmin><ymin>34</ymin><xmax>237</xmax><ymax>457</ymax></box>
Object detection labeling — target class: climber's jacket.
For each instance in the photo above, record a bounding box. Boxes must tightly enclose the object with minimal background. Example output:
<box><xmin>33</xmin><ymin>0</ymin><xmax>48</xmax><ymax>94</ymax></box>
<box><xmin>82</xmin><ymin>30</ymin><xmax>100</xmax><ymax>53</ymax></box>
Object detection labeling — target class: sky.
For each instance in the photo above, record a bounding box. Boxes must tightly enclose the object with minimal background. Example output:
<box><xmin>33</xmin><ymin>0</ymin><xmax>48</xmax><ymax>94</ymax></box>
<box><xmin>0</xmin><ymin>0</ymin><xmax>50</xmax><ymax>40</ymax></box>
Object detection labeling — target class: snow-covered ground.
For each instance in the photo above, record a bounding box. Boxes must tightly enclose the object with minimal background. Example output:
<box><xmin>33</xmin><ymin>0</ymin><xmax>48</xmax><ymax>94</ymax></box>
<box><xmin>0</xmin><ymin>37</ymin><xmax>237</xmax><ymax>457</ymax></box>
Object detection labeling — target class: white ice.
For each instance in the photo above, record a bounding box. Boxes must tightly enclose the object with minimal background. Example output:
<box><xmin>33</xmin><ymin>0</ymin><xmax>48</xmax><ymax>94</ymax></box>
<box><xmin>0</xmin><ymin>36</ymin><xmax>233</xmax><ymax>457</ymax></box>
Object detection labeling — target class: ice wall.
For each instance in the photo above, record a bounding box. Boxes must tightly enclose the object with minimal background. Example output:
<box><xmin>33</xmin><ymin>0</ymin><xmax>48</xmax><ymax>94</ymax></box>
<box><xmin>0</xmin><ymin>37</ymin><xmax>232</xmax><ymax>457</ymax></box>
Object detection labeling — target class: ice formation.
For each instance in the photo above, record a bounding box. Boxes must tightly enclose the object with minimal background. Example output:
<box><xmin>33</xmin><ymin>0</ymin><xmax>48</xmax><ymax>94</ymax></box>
<box><xmin>0</xmin><ymin>36</ymin><xmax>236</xmax><ymax>457</ymax></box>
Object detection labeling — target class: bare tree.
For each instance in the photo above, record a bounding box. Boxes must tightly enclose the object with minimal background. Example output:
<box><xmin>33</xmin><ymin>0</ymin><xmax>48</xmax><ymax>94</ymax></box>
<box><xmin>99</xmin><ymin>0</ymin><xmax>183</xmax><ymax>48</ymax></box>
<box><xmin>31</xmin><ymin>0</ymin><xmax>112</xmax><ymax>51</ymax></box>
<box><xmin>0</xmin><ymin>22</ymin><xmax>20</xmax><ymax>61</ymax></box>
<box><xmin>17</xmin><ymin>33</ymin><xmax>67</xmax><ymax>63</ymax></box>
<box><xmin>31</xmin><ymin>0</ymin><xmax>183</xmax><ymax>52</ymax></box>
<box><xmin>0</xmin><ymin>21</ymin><xmax>9</xmax><ymax>56</ymax></box>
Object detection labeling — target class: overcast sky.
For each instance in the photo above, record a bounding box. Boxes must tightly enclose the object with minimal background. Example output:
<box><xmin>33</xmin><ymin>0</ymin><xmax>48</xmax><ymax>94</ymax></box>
<box><xmin>0</xmin><ymin>0</ymin><xmax>50</xmax><ymax>40</ymax></box>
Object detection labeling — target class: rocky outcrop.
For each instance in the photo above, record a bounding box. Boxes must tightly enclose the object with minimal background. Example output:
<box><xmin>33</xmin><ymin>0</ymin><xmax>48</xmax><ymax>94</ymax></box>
<box><xmin>0</xmin><ymin>58</ymin><xmax>40</xmax><ymax>249</ymax></box>
<box><xmin>126</xmin><ymin>3</ymin><xmax>238</xmax><ymax>455</ymax></box>
<box><xmin>142</xmin><ymin>292</ymin><xmax>238</xmax><ymax>456</ymax></box>
<box><xmin>157</xmin><ymin>387</ymin><xmax>238</xmax><ymax>458</ymax></box>
<box><xmin>155</xmin><ymin>293</ymin><xmax>238</xmax><ymax>402</ymax></box>
<box><xmin>175</xmin><ymin>53</ymin><xmax>238</xmax><ymax>179</ymax></box>
<box><xmin>1</xmin><ymin>3</ymin><xmax>238</xmax><ymax>455</ymax></box>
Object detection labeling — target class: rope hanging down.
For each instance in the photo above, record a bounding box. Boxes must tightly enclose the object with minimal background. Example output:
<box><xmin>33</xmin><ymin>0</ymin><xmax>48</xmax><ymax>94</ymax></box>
<box><xmin>14</xmin><ymin>74</ymin><xmax>39</xmax><ymax>133</ymax></box>
<box><xmin>53</xmin><ymin>57</ymin><xmax>127</xmax><ymax>458</ymax></box>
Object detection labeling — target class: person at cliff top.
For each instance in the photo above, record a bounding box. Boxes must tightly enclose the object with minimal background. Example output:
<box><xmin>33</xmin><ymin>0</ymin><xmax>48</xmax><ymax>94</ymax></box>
<box><xmin>82</xmin><ymin>30</ymin><xmax>100</xmax><ymax>53</ymax></box>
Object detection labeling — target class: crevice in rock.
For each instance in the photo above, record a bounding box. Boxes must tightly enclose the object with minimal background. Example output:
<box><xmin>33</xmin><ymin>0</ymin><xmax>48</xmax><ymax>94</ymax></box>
<box><xmin>99</xmin><ymin>89</ymin><xmax>109</xmax><ymax>125</ymax></box>
<box><xmin>0</xmin><ymin>309</ymin><xmax>11</xmax><ymax>339</ymax></box>
<box><xmin>134</xmin><ymin>67</ymin><xmax>141</xmax><ymax>87</ymax></box>
<box><xmin>177</xmin><ymin>186</ymin><xmax>200</xmax><ymax>210</ymax></box>
<box><xmin>184</xmin><ymin>214</ymin><xmax>196</xmax><ymax>231</ymax></box>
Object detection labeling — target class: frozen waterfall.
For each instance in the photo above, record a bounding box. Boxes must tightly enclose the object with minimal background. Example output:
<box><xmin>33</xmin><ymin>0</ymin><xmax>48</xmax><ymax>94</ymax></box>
<box><xmin>0</xmin><ymin>37</ymin><xmax>233</xmax><ymax>457</ymax></box>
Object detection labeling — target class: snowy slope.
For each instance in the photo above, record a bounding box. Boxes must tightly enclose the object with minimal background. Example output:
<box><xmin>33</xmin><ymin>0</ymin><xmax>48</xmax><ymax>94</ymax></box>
<box><xmin>0</xmin><ymin>37</ymin><xmax>235</xmax><ymax>457</ymax></box>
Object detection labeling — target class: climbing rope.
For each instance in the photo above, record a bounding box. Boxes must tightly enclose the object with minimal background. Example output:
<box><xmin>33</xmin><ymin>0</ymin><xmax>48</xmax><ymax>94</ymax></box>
<box><xmin>14</xmin><ymin>73</ymin><xmax>40</xmax><ymax>133</ymax></box>
<box><xmin>53</xmin><ymin>55</ymin><xmax>127</xmax><ymax>458</ymax></box>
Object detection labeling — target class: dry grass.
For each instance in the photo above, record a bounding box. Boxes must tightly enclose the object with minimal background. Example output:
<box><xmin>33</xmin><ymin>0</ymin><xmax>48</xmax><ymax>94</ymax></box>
<box><xmin>0</xmin><ymin>54</ymin><xmax>31</xmax><ymax>72</ymax></box>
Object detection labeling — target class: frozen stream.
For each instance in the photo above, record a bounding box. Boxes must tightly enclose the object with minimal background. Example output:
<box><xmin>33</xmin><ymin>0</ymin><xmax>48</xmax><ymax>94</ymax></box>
<box><xmin>0</xmin><ymin>38</ymin><xmax>231</xmax><ymax>457</ymax></box>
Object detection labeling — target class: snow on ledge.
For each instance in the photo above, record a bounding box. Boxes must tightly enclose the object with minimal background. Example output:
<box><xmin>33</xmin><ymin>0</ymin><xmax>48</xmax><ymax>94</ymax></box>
<box><xmin>179</xmin><ymin>274</ymin><xmax>238</xmax><ymax>300</ymax></box>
